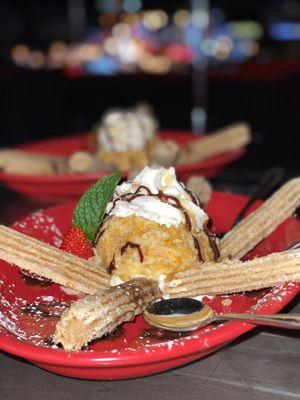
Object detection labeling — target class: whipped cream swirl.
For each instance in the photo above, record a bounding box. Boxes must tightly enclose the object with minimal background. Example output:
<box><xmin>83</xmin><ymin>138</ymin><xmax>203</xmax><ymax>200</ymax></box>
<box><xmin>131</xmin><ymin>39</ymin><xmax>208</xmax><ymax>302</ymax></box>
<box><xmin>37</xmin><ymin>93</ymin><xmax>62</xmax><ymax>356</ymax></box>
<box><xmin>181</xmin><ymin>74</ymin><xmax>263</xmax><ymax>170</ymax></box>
<box><xmin>106</xmin><ymin>167</ymin><xmax>208</xmax><ymax>231</ymax></box>
<box><xmin>98</xmin><ymin>110</ymin><xmax>156</xmax><ymax>152</ymax></box>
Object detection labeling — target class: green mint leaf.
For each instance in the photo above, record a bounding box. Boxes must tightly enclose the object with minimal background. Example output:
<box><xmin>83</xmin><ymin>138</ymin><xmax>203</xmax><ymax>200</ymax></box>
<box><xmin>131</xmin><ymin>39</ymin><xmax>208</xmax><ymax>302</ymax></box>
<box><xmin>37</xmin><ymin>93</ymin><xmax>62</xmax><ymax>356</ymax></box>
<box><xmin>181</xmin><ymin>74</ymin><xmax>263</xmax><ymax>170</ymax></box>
<box><xmin>91</xmin><ymin>121</ymin><xmax>101</xmax><ymax>135</ymax></box>
<box><xmin>73</xmin><ymin>171</ymin><xmax>121</xmax><ymax>242</ymax></box>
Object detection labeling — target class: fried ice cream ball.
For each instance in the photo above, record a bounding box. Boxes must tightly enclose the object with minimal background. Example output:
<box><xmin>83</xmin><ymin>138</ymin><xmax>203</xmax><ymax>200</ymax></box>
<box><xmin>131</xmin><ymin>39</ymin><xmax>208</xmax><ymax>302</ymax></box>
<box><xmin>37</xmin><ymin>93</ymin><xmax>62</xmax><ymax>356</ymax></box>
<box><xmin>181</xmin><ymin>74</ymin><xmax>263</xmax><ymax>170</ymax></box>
<box><xmin>95</xmin><ymin>215</ymin><xmax>217</xmax><ymax>283</ymax></box>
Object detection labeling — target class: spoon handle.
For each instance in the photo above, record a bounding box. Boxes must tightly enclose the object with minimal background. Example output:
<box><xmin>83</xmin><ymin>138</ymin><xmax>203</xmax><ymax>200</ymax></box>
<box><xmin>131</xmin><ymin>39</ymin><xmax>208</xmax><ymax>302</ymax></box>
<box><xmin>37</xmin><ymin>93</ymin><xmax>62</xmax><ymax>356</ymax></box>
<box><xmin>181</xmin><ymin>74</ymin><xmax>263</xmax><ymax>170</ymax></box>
<box><xmin>217</xmin><ymin>313</ymin><xmax>300</xmax><ymax>329</ymax></box>
<box><xmin>230</xmin><ymin>167</ymin><xmax>285</xmax><ymax>228</ymax></box>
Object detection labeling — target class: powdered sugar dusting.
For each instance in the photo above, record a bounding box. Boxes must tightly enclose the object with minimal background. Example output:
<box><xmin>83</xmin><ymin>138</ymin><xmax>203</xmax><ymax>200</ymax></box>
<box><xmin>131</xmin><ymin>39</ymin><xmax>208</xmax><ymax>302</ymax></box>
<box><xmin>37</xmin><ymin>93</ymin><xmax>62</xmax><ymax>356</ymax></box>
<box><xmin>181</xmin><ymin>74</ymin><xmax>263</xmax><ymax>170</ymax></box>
<box><xmin>250</xmin><ymin>282</ymin><xmax>297</xmax><ymax>312</ymax></box>
<box><xmin>0</xmin><ymin>279</ymin><xmax>27</xmax><ymax>339</ymax></box>
<box><xmin>13</xmin><ymin>210</ymin><xmax>63</xmax><ymax>248</ymax></box>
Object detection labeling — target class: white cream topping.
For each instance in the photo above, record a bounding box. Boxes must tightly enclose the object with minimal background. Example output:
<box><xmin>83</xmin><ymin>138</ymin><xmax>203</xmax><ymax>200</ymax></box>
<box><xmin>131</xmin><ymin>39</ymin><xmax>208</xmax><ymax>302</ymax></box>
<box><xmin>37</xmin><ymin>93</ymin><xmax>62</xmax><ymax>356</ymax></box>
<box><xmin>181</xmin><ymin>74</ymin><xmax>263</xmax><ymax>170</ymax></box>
<box><xmin>106</xmin><ymin>166</ymin><xmax>208</xmax><ymax>231</ymax></box>
<box><xmin>98</xmin><ymin>110</ymin><xmax>156</xmax><ymax>152</ymax></box>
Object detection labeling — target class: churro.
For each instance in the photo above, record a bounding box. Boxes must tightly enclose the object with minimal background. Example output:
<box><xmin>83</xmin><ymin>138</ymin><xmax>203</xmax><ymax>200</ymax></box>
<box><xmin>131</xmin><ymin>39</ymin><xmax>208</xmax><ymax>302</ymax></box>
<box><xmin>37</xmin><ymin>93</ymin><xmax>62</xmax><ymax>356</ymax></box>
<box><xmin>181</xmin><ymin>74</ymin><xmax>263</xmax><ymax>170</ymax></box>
<box><xmin>0</xmin><ymin>150</ymin><xmax>67</xmax><ymax>176</ymax></box>
<box><xmin>177</xmin><ymin>122</ymin><xmax>251</xmax><ymax>165</ymax></box>
<box><xmin>68</xmin><ymin>151</ymin><xmax>113</xmax><ymax>174</ymax></box>
<box><xmin>220</xmin><ymin>178</ymin><xmax>300</xmax><ymax>260</ymax></box>
<box><xmin>149</xmin><ymin>139</ymin><xmax>179</xmax><ymax>167</ymax></box>
<box><xmin>186</xmin><ymin>176</ymin><xmax>212</xmax><ymax>206</ymax></box>
<box><xmin>0</xmin><ymin>225</ymin><xmax>110</xmax><ymax>294</ymax></box>
<box><xmin>54</xmin><ymin>279</ymin><xmax>161</xmax><ymax>350</ymax></box>
<box><xmin>164</xmin><ymin>249</ymin><xmax>300</xmax><ymax>298</ymax></box>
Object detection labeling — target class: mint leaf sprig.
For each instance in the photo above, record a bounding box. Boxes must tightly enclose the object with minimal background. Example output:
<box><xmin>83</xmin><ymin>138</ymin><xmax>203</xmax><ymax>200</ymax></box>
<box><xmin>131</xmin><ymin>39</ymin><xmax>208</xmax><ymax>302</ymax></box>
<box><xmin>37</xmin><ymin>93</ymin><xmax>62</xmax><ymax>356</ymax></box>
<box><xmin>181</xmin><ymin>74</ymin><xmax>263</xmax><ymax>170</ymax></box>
<box><xmin>73</xmin><ymin>172</ymin><xmax>121</xmax><ymax>242</ymax></box>
<box><xmin>90</xmin><ymin>121</ymin><xmax>101</xmax><ymax>135</ymax></box>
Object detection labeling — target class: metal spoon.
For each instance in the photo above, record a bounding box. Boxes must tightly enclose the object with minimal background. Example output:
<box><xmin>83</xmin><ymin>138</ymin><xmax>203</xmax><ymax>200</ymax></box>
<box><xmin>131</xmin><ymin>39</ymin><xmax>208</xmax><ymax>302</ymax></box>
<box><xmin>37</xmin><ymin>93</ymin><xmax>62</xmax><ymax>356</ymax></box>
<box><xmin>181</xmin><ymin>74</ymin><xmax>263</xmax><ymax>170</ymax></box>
<box><xmin>143</xmin><ymin>298</ymin><xmax>300</xmax><ymax>332</ymax></box>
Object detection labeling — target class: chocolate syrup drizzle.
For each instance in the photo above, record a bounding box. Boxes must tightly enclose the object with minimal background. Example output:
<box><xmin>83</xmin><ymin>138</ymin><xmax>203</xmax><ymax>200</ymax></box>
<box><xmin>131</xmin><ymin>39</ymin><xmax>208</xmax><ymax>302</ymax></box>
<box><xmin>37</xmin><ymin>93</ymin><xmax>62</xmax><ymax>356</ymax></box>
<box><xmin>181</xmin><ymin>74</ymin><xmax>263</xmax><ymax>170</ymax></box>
<box><xmin>192</xmin><ymin>236</ymin><xmax>204</xmax><ymax>262</ymax></box>
<box><xmin>92</xmin><ymin>228</ymin><xmax>106</xmax><ymax>248</ymax></box>
<box><xmin>184</xmin><ymin>186</ymin><xmax>203</xmax><ymax>208</ymax></box>
<box><xmin>108</xmin><ymin>256</ymin><xmax>116</xmax><ymax>274</ymax></box>
<box><xmin>121</xmin><ymin>241</ymin><xmax>144</xmax><ymax>262</ymax></box>
<box><xmin>203</xmin><ymin>226</ymin><xmax>220</xmax><ymax>261</ymax></box>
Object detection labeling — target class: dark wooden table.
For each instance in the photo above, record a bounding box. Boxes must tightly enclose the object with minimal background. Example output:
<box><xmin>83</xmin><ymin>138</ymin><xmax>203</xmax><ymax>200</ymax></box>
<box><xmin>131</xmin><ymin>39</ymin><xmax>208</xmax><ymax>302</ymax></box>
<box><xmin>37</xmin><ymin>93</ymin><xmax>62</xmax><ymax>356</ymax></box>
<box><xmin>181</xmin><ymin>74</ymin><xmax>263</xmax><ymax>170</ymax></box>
<box><xmin>0</xmin><ymin>178</ymin><xmax>299</xmax><ymax>400</ymax></box>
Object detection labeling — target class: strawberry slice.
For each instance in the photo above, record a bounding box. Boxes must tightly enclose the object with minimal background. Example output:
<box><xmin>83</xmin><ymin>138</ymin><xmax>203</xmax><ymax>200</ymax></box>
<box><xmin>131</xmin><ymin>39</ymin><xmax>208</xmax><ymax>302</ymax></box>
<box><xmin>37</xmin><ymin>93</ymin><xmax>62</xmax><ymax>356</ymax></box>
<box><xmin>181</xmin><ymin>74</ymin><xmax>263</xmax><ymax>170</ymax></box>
<box><xmin>60</xmin><ymin>226</ymin><xmax>94</xmax><ymax>260</ymax></box>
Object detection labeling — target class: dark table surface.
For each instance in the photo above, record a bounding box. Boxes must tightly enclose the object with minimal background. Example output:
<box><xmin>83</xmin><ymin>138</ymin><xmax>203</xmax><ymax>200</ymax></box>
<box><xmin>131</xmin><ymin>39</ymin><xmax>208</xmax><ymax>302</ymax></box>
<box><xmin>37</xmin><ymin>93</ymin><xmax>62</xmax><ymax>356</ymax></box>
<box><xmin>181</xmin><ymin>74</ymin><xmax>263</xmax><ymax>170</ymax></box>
<box><xmin>0</xmin><ymin>167</ymin><xmax>299</xmax><ymax>400</ymax></box>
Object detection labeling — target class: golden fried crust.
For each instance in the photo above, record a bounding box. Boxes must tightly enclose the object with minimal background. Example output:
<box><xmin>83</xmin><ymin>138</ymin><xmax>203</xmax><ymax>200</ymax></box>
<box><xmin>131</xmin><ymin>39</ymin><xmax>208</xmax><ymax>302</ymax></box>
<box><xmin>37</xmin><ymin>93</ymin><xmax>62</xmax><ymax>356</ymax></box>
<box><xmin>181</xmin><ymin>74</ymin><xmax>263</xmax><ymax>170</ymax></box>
<box><xmin>95</xmin><ymin>215</ymin><xmax>216</xmax><ymax>282</ymax></box>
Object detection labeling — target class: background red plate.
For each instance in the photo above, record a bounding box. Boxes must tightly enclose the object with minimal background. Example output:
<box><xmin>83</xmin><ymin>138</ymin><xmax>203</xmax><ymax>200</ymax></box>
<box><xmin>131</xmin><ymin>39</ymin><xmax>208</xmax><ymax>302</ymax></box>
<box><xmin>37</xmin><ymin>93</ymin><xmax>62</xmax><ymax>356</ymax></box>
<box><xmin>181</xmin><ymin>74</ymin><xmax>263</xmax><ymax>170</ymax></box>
<box><xmin>0</xmin><ymin>191</ymin><xmax>299</xmax><ymax>380</ymax></box>
<box><xmin>0</xmin><ymin>131</ymin><xmax>246</xmax><ymax>202</ymax></box>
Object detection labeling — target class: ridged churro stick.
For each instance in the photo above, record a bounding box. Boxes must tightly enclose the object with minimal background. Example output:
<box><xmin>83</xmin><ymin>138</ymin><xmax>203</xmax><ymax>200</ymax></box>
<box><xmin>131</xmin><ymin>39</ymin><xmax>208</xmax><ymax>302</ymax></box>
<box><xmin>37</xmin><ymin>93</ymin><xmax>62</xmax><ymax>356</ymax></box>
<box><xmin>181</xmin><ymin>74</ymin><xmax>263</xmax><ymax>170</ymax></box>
<box><xmin>177</xmin><ymin>122</ymin><xmax>251</xmax><ymax>165</ymax></box>
<box><xmin>0</xmin><ymin>225</ymin><xmax>110</xmax><ymax>294</ymax></box>
<box><xmin>0</xmin><ymin>149</ymin><xmax>68</xmax><ymax>176</ymax></box>
<box><xmin>186</xmin><ymin>176</ymin><xmax>212</xmax><ymax>205</ymax></box>
<box><xmin>164</xmin><ymin>250</ymin><xmax>300</xmax><ymax>298</ymax></box>
<box><xmin>220</xmin><ymin>178</ymin><xmax>300</xmax><ymax>260</ymax></box>
<box><xmin>54</xmin><ymin>279</ymin><xmax>161</xmax><ymax>350</ymax></box>
<box><xmin>68</xmin><ymin>151</ymin><xmax>113</xmax><ymax>174</ymax></box>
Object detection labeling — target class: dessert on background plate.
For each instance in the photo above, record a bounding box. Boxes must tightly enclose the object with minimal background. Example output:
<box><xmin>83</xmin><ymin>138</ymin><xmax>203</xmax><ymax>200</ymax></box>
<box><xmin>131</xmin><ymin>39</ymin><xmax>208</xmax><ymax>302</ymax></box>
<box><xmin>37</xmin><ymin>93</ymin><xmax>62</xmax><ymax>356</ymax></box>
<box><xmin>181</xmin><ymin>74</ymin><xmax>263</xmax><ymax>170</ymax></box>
<box><xmin>96</xmin><ymin>104</ymin><xmax>158</xmax><ymax>172</ymax></box>
<box><xmin>0</xmin><ymin>100</ymin><xmax>251</xmax><ymax>177</ymax></box>
<box><xmin>0</xmin><ymin>167</ymin><xmax>299</xmax><ymax>352</ymax></box>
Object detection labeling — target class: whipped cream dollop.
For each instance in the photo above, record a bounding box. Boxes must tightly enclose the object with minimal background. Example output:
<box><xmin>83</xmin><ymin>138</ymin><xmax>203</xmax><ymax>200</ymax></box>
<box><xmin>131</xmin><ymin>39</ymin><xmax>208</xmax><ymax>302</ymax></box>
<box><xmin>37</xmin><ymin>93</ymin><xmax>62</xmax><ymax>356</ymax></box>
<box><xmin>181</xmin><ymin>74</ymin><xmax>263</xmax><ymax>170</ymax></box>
<box><xmin>106</xmin><ymin>166</ymin><xmax>208</xmax><ymax>231</ymax></box>
<box><xmin>98</xmin><ymin>110</ymin><xmax>156</xmax><ymax>152</ymax></box>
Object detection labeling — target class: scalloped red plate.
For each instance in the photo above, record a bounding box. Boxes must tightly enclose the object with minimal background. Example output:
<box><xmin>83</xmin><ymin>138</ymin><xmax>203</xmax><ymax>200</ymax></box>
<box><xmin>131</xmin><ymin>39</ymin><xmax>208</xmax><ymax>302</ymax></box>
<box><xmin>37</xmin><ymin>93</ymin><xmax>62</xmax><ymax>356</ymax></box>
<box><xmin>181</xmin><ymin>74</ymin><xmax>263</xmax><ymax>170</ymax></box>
<box><xmin>0</xmin><ymin>131</ymin><xmax>246</xmax><ymax>202</ymax></box>
<box><xmin>0</xmin><ymin>191</ymin><xmax>299</xmax><ymax>379</ymax></box>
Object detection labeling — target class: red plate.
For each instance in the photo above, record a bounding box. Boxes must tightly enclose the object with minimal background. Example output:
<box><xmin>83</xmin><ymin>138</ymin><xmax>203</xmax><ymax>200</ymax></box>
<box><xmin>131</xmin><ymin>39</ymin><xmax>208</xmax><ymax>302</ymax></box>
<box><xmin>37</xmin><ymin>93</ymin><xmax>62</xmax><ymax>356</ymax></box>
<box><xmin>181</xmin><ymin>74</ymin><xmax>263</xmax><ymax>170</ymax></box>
<box><xmin>0</xmin><ymin>131</ymin><xmax>246</xmax><ymax>202</ymax></box>
<box><xmin>0</xmin><ymin>191</ymin><xmax>299</xmax><ymax>380</ymax></box>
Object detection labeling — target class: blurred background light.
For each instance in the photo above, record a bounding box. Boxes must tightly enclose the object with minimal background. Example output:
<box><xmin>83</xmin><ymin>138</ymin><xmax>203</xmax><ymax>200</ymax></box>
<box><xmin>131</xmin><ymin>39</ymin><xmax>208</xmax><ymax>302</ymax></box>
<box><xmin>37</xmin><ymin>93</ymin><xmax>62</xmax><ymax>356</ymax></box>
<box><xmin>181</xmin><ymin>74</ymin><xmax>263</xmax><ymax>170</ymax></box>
<box><xmin>214</xmin><ymin>35</ymin><xmax>234</xmax><ymax>60</ymax></box>
<box><xmin>112</xmin><ymin>22</ymin><xmax>131</xmax><ymax>38</ymax></box>
<box><xmin>270</xmin><ymin>22</ymin><xmax>300</xmax><ymax>41</ymax></box>
<box><xmin>10</xmin><ymin>44</ymin><xmax>30</xmax><ymax>66</ymax></box>
<box><xmin>142</xmin><ymin>10</ymin><xmax>169</xmax><ymax>31</ymax></box>
<box><xmin>191</xmin><ymin>9</ymin><xmax>209</xmax><ymax>29</ymax></box>
<box><xmin>85</xmin><ymin>56</ymin><xmax>119</xmax><ymax>75</ymax></box>
<box><xmin>228</xmin><ymin>21</ymin><xmax>263</xmax><ymax>40</ymax></box>
<box><xmin>240</xmin><ymin>40</ymin><xmax>260</xmax><ymax>57</ymax></box>
<box><xmin>139</xmin><ymin>54</ymin><xmax>171</xmax><ymax>74</ymax></box>
<box><xmin>103</xmin><ymin>37</ymin><xmax>118</xmax><ymax>55</ymax></box>
<box><xmin>173</xmin><ymin>9</ymin><xmax>191</xmax><ymax>28</ymax></box>
<box><xmin>8</xmin><ymin>0</ymin><xmax>295</xmax><ymax>76</ymax></box>
<box><xmin>122</xmin><ymin>0</ymin><xmax>142</xmax><ymax>13</ymax></box>
<box><xmin>28</xmin><ymin>50</ymin><xmax>46</xmax><ymax>70</ymax></box>
<box><xmin>48</xmin><ymin>41</ymin><xmax>68</xmax><ymax>68</ymax></box>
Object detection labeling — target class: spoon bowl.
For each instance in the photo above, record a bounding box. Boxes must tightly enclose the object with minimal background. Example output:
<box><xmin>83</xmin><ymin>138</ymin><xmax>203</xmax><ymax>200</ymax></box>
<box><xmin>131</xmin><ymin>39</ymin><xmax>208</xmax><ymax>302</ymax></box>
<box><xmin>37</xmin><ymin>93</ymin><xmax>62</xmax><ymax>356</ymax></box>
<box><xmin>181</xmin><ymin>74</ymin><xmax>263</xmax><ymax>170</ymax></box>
<box><xmin>143</xmin><ymin>298</ymin><xmax>216</xmax><ymax>331</ymax></box>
